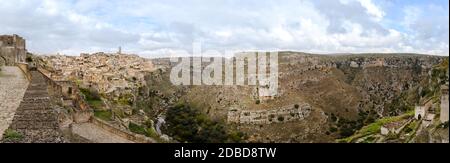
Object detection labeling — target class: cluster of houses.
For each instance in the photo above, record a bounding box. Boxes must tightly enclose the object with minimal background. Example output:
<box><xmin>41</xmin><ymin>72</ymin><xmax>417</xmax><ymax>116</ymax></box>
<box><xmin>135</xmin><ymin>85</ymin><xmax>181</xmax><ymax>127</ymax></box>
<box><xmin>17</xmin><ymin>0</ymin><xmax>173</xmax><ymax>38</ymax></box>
<box><xmin>41</xmin><ymin>52</ymin><xmax>156</xmax><ymax>100</ymax></box>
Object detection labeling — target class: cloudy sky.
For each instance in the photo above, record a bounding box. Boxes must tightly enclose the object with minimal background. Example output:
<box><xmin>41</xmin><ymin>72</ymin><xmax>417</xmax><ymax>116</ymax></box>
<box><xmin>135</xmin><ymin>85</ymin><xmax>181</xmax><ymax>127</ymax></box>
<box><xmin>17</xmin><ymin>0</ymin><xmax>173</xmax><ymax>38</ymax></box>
<box><xmin>0</xmin><ymin>0</ymin><xmax>448</xmax><ymax>57</ymax></box>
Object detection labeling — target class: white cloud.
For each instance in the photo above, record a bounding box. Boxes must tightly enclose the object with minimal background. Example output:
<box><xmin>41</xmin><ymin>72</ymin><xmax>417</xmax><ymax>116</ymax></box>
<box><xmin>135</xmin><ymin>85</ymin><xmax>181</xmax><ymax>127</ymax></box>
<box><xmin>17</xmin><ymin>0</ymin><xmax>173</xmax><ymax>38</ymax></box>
<box><xmin>0</xmin><ymin>0</ymin><xmax>448</xmax><ymax>57</ymax></box>
<box><xmin>357</xmin><ymin>0</ymin><xmax>385</xmax><ymax>21</ymax></box>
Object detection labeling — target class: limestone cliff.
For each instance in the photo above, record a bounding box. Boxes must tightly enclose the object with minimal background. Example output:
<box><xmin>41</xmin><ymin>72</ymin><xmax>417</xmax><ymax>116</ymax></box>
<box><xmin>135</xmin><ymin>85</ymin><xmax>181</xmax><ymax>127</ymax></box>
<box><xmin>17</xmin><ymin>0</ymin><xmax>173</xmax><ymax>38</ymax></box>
<box><xmin>136</xmin><ymin>53</ymin><xmax>446</xmax><ymax>143</ymax></box>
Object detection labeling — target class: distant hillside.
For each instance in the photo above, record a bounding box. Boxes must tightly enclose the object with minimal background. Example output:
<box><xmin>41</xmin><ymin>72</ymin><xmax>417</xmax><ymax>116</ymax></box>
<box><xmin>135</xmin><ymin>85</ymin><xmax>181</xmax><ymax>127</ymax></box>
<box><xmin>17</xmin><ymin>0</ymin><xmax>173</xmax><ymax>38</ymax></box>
<box><xmin>138</xmin><ymin>52</ymin><xmax>447</xmax><ymax>143</ymax></box>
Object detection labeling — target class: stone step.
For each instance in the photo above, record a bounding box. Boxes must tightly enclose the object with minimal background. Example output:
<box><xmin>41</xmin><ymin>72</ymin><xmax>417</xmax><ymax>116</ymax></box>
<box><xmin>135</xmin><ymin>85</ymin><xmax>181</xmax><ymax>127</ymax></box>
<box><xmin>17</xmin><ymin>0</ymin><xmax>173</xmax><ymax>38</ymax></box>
<box><xmin>18</xmin><ymin>102</ymin><xmax>50</xmax><ymax>108</ymax></box>
<box><xmin>23</xmin><ymin>95</ymin><xmax>50</xmax><ymax>99</ymax></box>
<box><xmin>25</xmin><ymin>90</ymin><xmax>49</xmax><ymax>94</ymax></box>
<box><xmin>12</xmin><ymin>116</ymin><xmax>58</xmax><ymax>123</ymax></box>
<box><xmin>22</xmin><ymin>95</ymin><xmax>50</xmax><ymax>99</ymax></box>
<box><xmin>21</xmin><ymin>97</ymin><xmax>50</xmax><ymax>102</ymax></box>
<box><xmin>14</xmin><ymin>112</ymin><xmax>57</xmax><ymax>121</ymax></box>
<box><xmin>11</xmin><ymin>121</ymin><xmax>59</xmax><ymax>130</ymax></box>
<box><xmin>23</xmin><ymin>93</ymin><xmax>50</xmax><ymax>97</ymax></box>
<box><xmin>12</xmin><ymin>109</ymin><xmax>55</xmax><ymax>115</ymax></box>
<box><xmin>16</xmin><ymin>106</ymin><xmax>52</xmax><ymax>111</ymax></box>
<box><xmin>11</xmin><ymin>129</ymin><xmax>66</xmax><ymax>143</ymax></box>
<box><xmin>2</xmin><ymin>71</ymin><xmax>67</xmax><ymax>143</ymax></box>
<box><xmin>25</xmin><ymin>87</ymin><xmax>47</xmax><ymax>90</ymax></box>
<box><xmin>20</xmin><ymin>100</ymin><xmax>51</xmax><ymax>105</ymax></box>
<box><xmin>29</xmin><ymin>80</ymin><xmax>46</xmax><ymax>83</ymax></box>
<box><xmin>23</xmin><ymin>96</ymin><xmax>50</xmax><ymax>103</ymax></box>
<box><xmin>22</xmin><ymin>97</ymin><xmax>50</xmax><ymax>101</ymax></box>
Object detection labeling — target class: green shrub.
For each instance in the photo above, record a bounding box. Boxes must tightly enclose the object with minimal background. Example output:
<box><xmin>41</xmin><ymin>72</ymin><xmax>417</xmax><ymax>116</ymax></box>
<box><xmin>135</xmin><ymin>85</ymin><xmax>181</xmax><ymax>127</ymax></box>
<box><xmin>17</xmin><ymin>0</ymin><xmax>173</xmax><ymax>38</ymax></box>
<box><xmin>228</xmin><ymin>131</ymin><xmax>245</xmax><ymax>143</ymax></box>
<box><xmin>339</xmin><ymin>127</ymin><xmax>355</xmax><ymax>138</ymax></box>
<box><xmin>79</xmin><ymin>88</ymin><xmax>101</xmax><ymax>101</ymax></box>
<box><xmin>117</xmin><ymin>94</ymin><xmax>134</xmax><ymax>106</ymax></box>
<box><xmin>330</xmin><ymin>113</ymin><xmax>338</xmax><ymax>122</ymax></box>
<box><xmin>441</xmin><ymin>122</ymin><xmax>449</xmax><ymax>128</ymax></box>
<box><xmin>129</xmin><ymin>122</ymin><xmax>147</xmax><ymax>135</ymax></box>
<box><xmin>26</xmin><ymin>56</ymin><xmax>33</xmax><ymax>62</ymax></box>
<box><xmin>165</xmin><ymin>104</ymin><xmax>243</xmax><ymax>143</ymax></box>
<box><xmin>3</xmin><ymin>129</ymin><xmax>23</xmax><ymax>141</ymax></box>
<box><xmin>329</xmin><ymin>127</ymin><xmax>338</xmax><ymax>133</ymax></box>
<box><xmin>88</xmin><ymin>100</ymin><xmax>104</xmax><ymax>110</ymax></box>
<box><xmin>146</xmin><ymin>127</ymin><xmax>159</xmax><ymax>139</ymax></box>
<box><xmin>128</xmin><ymin>121</ymin><xmax>165</xmax><ymax>142</ymax></box>
<box><xmin>94</xmin><ymin>110</ymin><xmax>112</xmax><ymax>121</ymax></box>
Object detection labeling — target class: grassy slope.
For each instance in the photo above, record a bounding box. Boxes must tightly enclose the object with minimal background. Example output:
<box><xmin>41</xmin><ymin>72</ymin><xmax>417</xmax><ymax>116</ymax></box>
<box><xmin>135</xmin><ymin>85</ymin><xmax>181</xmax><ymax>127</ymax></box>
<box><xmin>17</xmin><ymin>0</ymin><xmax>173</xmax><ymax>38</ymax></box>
<box><xmin>338</xmin><ymin>110</ymin><xmax>414</xmax><ymax>143</ymax></box>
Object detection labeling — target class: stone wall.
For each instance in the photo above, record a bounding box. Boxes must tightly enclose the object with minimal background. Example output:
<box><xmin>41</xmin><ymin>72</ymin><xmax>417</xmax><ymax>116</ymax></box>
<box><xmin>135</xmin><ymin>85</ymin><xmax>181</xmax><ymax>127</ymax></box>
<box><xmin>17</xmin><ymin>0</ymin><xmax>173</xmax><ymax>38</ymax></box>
<box><xmin>441</xmin><ymin>94</ymin><xmax>449</xmax><ymax>123</ymax></box>
<box><xmin>16</xmin><ymin>63</ymin><xmax>32</xmax><ymax>81</ymax></box>
<box><xmin>227</xmin><ymin>104</ymin><xmax>312</xmax><ymax>124</ymax></box>
<box><xmin>37</xmin><ymin>68</ymin><xmax>93</xmax><ymax>123</ymax></box>
<box><xmin>90</xmin><ymin>117</ymin><xmax>155</xmax><ymax>143</ymax></box>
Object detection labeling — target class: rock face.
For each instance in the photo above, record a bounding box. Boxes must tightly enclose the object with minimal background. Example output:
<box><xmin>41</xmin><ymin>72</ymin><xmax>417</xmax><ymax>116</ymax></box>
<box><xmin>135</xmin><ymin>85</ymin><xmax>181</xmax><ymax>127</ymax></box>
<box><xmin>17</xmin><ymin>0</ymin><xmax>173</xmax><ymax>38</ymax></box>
<box><xmin>140</xmin><ymin>53</ymin><xmax>446</xmax><ymax>142</ymax></box>
<box><xmin>21</xmin><ymin>52</ymin><xmax>444</xmax><ymax>143</ymax></box>
<box><xmin>227</xmin><ymin>104</ymin><xmax>312</xmax><ymax>124</ymax></box>
<box><xmin>1</xmin><ymin>71</ymin><xmax>66</xmax><ymax>143</ymax></box>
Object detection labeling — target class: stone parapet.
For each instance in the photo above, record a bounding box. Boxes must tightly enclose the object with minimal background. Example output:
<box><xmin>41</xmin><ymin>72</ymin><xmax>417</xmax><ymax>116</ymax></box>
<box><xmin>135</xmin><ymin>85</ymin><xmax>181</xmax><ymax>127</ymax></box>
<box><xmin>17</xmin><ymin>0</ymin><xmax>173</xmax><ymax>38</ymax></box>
<box><xmin>90</xmin><ymin>117</ymin><xmax>155</xmax><ymax>143</ymax></box>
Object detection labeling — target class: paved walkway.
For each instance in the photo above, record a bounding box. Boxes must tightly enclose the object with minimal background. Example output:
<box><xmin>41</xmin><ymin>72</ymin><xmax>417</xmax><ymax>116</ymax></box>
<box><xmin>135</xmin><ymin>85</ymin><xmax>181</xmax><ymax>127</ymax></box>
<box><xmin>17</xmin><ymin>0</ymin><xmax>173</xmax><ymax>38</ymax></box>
<box><xmin>72</xmin><ymin>123</ymin><xmax>134</xmax><ymax>143</ymax></box>
<box><xmin>0</xmin><ymin>66</ymin><xmax>29</xmax><ymax>140</ymax></box>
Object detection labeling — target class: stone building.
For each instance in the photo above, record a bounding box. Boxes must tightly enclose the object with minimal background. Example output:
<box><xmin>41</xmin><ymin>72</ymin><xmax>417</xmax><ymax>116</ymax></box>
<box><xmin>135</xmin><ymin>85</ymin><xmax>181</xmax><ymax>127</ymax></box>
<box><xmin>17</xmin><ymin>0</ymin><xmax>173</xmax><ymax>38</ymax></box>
<box><xmin>0</xmin><ymin>34</ymin><xmax>27</xmax><ymax>66</ymax></box>
<box><xmin>227</xmin><ymin>103</ymin><xmax>312</xmax><ymax>124</ymax></box>
<box><xmin>415</xmin><ymin>99</ymin><xmax>433</xmax><ymax>120</ymax></box>
<box><xmin>415</xmin><ymin>106</ymin><xmax>426</xmax><ymax>120</ymax></box>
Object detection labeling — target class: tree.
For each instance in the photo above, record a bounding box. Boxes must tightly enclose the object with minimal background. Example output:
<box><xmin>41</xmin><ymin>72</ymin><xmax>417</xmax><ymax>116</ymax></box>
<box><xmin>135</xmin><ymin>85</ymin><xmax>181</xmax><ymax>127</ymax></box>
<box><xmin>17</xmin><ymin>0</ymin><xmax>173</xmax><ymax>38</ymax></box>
<box><xmin>165</xmin><ymin>104</ymin><xmax>243</xmax><ymax>143</ymax></box>
<box><xmin>26</xmin><ymin>56</ymin><xmax>33</xmax><ymax>62</ymax></box>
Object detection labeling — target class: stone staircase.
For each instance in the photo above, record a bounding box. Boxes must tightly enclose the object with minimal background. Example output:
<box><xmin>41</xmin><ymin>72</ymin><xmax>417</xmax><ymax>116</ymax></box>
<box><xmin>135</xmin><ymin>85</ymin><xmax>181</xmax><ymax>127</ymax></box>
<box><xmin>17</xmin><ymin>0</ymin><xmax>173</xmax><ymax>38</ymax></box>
<box><xmin>2</xmin><ymin>70</ymin><xmax>66</xmax><ymax>143</ymax></box>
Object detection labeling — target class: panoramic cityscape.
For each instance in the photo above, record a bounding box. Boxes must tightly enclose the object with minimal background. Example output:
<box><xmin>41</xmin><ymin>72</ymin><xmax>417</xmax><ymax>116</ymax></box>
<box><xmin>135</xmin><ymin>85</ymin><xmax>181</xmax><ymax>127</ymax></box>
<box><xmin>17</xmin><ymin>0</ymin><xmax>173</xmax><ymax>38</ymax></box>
<box><xmin>0</xmin><ymin>0</ymin><xmax>449</xmax><ymax>146</ymax></box>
